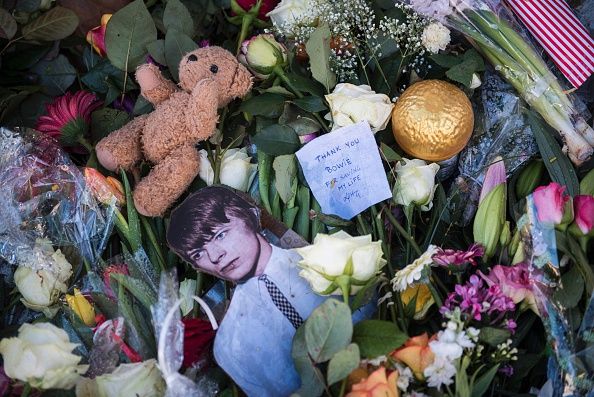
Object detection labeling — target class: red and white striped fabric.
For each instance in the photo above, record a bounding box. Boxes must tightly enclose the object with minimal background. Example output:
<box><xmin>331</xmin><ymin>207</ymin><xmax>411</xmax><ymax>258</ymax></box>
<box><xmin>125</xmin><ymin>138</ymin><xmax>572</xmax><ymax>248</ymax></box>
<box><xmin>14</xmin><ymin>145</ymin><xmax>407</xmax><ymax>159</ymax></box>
<box><xmin>506</xmin><ymin>0</ymin><xmax>594</xmax><ymax>88</ymax></box>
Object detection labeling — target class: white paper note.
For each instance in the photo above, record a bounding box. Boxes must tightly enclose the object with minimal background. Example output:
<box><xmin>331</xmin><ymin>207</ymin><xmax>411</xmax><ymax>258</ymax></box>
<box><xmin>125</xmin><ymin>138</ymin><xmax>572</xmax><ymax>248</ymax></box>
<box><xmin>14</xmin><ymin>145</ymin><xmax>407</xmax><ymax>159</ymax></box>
<box><xmin>296</xmin><ymin>121</ymin><xmax>392</xmax><ymax>220</ymax></box>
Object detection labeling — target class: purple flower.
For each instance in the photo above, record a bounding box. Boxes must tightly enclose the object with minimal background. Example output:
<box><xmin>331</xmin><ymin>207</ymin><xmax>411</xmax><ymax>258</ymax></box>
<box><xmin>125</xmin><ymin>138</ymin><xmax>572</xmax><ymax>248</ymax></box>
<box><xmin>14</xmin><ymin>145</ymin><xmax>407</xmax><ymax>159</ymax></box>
<box><xmin>441</xmin><ymin>274</ymin><xmax>516</xmax><ymax>323</ymax></box>
<box><xmin>499</xmin><ymin>364</ymin><xmax>514</xmax><ymax>377</ymax></box>
<box><xmin>112</xmin><ymin>95</ymin><xmax>135</xmax><ymax>114</ymax></box>
<box><xmin>433</xmin><ymin>243</ymin><xmax>484</xmax><ymax>272</ymax></box>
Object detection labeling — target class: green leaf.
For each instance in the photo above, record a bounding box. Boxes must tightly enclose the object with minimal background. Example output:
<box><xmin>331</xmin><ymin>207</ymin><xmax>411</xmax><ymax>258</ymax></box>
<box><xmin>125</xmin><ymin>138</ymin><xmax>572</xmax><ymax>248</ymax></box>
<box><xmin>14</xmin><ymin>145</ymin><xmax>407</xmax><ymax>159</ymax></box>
<box><xmin>553</xmin><ymin>264</ymin><xmax>584</xmax><ymax>309</ymax></box>
<box><xmin>163</xmin><ymin>0</ymin><xmax>194</xmax><ymax>36</ymax></box>
<box><xmin>353</xmin><ymin>320</ymin><xmax>407</xmax><ymax>358</ymax></box>
<box><xmin>105</xmin><ymin>0</ymin><xmax>157</xmax><ymax>71</ymax></box>
<box><xmin>240</xmin><ymin>93</ymin><xmax>287</xmax><ymax>118</ymax></box>
<box><xmin>15</xmin><ymin>0</ymin><xmax>41</xmax><ymax>12</ymax></box>
<box><xmin>0</xmin><ymin>8</ymin><xmax>17</xmax><ymax>39</ymax></box>
<box><xmin>121</xmin><ymin>170</ymin><xmax>142</xmax><ymax>252</ymax></box>
<box><xmin>430</xmin><ymin>53</ymin><xmax>461</xmax><ymax>68</ymax></box>
<box><xmin>253</xmin><ymin>124</ymin><xmax>301</xmax><ymax>156</ymax></box>
<box><xmin>22</xmin><ymin>6</ymin><xmax>79</xmax><ymax>41</ymax></box>
<box><xmin>286</xmin><ymin>72</ymin><xmax>325</xmax><ymax>97</ymax></box>
<box><xmin>327</xmin><ymin>344</ymin><xmax>360</xmax><ymax>385</ymax></box>
<box><xmin>379</xmin><ymin>142</ymin><xmax>401</xmax><ymax>162</ymax></box>
<box><xmin>31</xmin><ymin>55</ymin><xmax>76</xmax><ymax>95</ymax></box>
<box><xmin>82</xmin><ymin>59</ymin><xmax>127</xmax><ymax>94</ymax></box>
<box><xmin>471</xmin><ymin>364</ymin><xmax>499</xmax><ymax>397</ymax></box>
<box><xmin>91</xmin><ymin>108</ymin><xmax>129</xmax><ymax>142</ymax></box>
<box><xmin>133</xmin><ymin>96</ymin><xmax>153</xmax><ymax>116</ymax></box>
<box><xmin>305</xmin><ymin>299</ymin><xmax>353</xmax><ymax>363</ymax></box>
<box><xmin>291</xmin><ymin>96</ymin><xmax>327</xmax><ymax>113</ymax></box>
<box><xmin>528</xmin><ymin>110</ymin><xmax>579</xmax><ymax>197</ymax></box>
<box><xmin>146</xmin><ymin>39</ymin><xmax>167</xmax><ymax>66</ymax></box>
<box><xmin>478</xmin><ymin>327</ymin><xmax>511</xmax><ymax>347</ymax></box>
<box><xmin>3</xmin><ymin>46</ymin><xmax>51</xmax><ymax>70</ymax></box>
<box><xmin>291</xmin><ymin>326</ymin><xmax>325</xmax><ymax>397</ymax></box>
<box><xmin>305</xmin><ymin>23</ymin><xmax>336</xmax><ymax>92</ymax></box>
<box><xmin>286</xmin><ymin>117</ymin><xmax>320</xmax><ymax>136</ymax></box>
<box><xmin>110</xmin><ymin>273</ymin><xmax>158</xmax><ymax>310</ymax></box>
<box><xmin>273</xmin><ymin>154</ymin><xmax>298</xmax><ymax>204</ymax></box>
<box><xmin>165</xmin><ymin>28</ymin><xmax>198</xmax><ymax>81</ymax></box>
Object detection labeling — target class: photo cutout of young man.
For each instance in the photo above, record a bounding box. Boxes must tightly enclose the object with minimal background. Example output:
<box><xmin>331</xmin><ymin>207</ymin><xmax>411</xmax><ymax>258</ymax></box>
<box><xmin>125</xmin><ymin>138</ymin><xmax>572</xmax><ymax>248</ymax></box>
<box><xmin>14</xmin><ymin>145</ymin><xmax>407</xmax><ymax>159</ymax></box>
<box><xmin>167</xmin><ymin>186</ymin><xmax>375</xmax><ymax>397</ymax></box>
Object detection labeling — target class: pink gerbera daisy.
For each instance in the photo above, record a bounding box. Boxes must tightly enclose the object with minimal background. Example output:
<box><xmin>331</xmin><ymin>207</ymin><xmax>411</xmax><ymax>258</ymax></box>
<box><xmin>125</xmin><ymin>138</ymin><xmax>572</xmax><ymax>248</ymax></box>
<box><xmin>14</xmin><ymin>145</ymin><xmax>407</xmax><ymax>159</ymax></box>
<box><xmin>36</xmin><ymin>91</ymin><xmax>102</xmax><ymax>150</ymax></box>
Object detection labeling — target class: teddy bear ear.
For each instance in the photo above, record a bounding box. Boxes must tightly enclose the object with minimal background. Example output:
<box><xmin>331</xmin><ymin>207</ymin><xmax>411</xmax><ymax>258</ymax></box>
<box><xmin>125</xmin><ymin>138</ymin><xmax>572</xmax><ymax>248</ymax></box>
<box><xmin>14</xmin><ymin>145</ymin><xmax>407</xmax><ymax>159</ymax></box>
<box><xmin>229</xmin><ymin>63</ymin><xmax>253</xmax><ymax>99</ymax></box>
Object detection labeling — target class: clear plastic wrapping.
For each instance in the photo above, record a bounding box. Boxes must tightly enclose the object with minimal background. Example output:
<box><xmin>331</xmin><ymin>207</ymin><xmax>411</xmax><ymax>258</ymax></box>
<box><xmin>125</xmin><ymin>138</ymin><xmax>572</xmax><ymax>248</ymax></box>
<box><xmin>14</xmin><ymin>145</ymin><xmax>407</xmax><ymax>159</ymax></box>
<box><xmin>0</xmin><ymin>127</ymin><xmax>115</xmax><ymax>271</ymax></box>
<box><xmin>449</xmin><ymin>69</ymin><xmax>538</xmax><ymax>225</ymax></box>
<box><xmin>520</xmin><ymin>196</ymin><xmax>594</xmax><ymax>396</ymax></box>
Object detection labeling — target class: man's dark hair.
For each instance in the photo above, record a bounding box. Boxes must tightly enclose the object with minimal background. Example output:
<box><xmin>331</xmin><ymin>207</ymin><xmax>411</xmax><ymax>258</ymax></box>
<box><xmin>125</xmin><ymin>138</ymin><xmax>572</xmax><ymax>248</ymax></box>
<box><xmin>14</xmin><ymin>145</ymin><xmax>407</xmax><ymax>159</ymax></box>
<box><xmin>167</xmin><ymin>186</ymin><xmax>260</xmax><ymax>266</ymax></box>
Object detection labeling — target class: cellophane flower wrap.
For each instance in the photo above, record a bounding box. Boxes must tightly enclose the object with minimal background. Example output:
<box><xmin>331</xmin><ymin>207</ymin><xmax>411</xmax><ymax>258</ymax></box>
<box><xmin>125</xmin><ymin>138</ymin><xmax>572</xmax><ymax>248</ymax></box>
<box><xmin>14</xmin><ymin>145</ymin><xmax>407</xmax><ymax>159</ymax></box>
<box><xmin>0</xmin><ymin>127</ymin><xmax>115</xmax><ymax>273</ymax></box>
<box><xmin>408</xmin><ymin>0</ymin><xmax>594</xmax><ymax>165</ymax></box>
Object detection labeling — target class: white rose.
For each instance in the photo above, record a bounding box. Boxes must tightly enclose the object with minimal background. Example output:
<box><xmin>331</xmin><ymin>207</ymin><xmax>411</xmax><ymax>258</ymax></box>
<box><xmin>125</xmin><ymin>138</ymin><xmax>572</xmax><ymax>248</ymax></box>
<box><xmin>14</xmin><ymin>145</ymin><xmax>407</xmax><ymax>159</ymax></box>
<box><xmin>266</xmin><ymin>0</ymin><xmax>313</xmax><ymax>35</ymax></box>
<box><xmin>393</xmin><ymin>158</ymin><xmax>440</xmax><ymax>211</ymax></box>
<box><xmin>325</xmin><ymin>84</ymin><xmax>394</xmax><ymax>133</ymax></box>
<box><xmin>421</xmin><ymin>22</ymin><xmax>451</xmax><ymax>53</ymax></box>
<box><xmin>0</xmin><ymin>322</ymin><xmax>88</xmax><ymax>390</ymax></box>
<box><xmin>238</xmin><ymin>34</ymin><xmax>287</xmax><ymax>79</ymax></box>
<box><xmin>76</xmin><ymin>359</ymin><xmax>165</xmax><ymax>397</ymax></box>
<box><xmin>14</xmin><ymin>243</ymin><xmax>72</xmax><ymax>317</ymax></box>
<box><xmin>198</xmin><ymin>147</ymin><xmax>258</xmax><ymax>192</ymax></box>
<box><xmin>295</xmin><ymin>231</ymin><xmax>386</xmax><ymax>295</ymax></box>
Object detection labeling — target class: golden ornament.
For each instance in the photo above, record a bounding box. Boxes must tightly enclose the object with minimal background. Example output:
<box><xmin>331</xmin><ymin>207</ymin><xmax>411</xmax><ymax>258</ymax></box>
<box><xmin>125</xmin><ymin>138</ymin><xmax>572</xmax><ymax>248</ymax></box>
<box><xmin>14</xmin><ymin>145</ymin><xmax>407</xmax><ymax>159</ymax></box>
<box><xmin>391</xmin><ymin>80</ymin><xmax>474</xmax><ymax>161</ymax></box>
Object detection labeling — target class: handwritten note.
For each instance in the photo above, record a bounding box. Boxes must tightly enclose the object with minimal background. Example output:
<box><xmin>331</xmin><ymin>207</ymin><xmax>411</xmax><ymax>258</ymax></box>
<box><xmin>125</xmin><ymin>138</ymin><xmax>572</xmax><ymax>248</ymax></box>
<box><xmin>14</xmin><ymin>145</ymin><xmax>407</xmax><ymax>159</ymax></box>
<box><xmin>296</xmin><ymin>121</ymin><xmax>391</xmax><ymax>220</ymax></box>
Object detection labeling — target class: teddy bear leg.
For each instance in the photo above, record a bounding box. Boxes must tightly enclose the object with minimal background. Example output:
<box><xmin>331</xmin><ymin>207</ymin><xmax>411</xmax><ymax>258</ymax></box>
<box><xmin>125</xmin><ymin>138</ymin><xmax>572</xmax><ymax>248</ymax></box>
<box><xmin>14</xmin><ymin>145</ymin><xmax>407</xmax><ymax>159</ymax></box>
<box><xmin>136</xmin><ymin>63</ymin><xmax>179</xmax><ymax>106</ymax></box>
<box><xmin>133</xmin><ymin>145</ymin><xmax>200</xmax><ymax>217</ymax></box>
<box><xmin>96</xmin><ymin>114</ymin><xmax>148</xmax><ymax>172</ymax></box>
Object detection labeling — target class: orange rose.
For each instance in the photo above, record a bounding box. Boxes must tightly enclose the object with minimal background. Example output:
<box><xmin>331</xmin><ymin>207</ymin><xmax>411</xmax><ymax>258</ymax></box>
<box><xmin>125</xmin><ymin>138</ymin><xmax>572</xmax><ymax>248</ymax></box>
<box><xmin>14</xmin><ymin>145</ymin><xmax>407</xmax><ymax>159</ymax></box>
<box><xmin>391</xmin><ymin>333</ymin><xmax>435</xmax><ymax>380</ymax></box>
<box><xmin>346</xmin><ymin>367</ymin><xmax>399</xmax><ymax>397</ymax></box>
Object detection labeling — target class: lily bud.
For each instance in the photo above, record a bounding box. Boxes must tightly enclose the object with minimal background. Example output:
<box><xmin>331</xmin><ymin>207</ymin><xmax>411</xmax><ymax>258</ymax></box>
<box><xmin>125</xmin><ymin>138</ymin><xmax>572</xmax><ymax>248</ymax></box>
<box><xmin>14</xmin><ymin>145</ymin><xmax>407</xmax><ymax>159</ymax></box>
<box><xmin>499</xmin><ymin>221</ymin><xmax>511</xmax><ymax>247</ymax></box>
<box><xmin>515</xmin><ymin>160</ymin><xmax>544</xmax><ymax>199</ymax></box>
<box><xmin>238</xmin><ymin>34</ymin><xmax>287</xmax><ymax>79</ymax></box>
<box><xmin>474</xmin><ymin>159</ymin><xmax>506</xmax><ymax>259</ymax></box>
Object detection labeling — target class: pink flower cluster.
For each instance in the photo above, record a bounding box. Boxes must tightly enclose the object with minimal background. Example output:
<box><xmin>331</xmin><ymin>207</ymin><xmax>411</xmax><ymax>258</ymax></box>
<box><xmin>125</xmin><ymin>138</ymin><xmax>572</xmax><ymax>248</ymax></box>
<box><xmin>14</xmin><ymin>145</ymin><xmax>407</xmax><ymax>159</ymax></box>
<box><xmin>433</xmin><ymin>243</ymin><xmax>484</xmax><ymax>269</ymax></box>
<box><xmin>441</xmin><ymin>275</ymin><xmax>516</xmax><ymax>326</ymax></box>
<box><xmin>533</xmin><ymin>182</ymin><xmax>594</xmax><ymax>234</ymax></box>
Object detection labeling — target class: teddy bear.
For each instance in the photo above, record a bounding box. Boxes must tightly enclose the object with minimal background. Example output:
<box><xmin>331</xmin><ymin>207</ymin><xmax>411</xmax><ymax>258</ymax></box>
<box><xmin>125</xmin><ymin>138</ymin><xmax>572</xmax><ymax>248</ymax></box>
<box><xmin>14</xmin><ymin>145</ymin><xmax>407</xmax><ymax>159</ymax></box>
<box><xmin>95</xmin><ymin>46</ymin><xmax>253</xmax><ymax>217</ymax></box>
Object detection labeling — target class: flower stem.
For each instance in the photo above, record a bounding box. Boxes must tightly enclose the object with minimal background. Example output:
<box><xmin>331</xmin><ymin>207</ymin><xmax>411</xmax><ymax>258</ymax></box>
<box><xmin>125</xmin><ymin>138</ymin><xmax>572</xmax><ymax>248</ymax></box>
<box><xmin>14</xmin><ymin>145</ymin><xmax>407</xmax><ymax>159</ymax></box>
<box><xmin>21</xmin><ymin>383</ymin><xmax>31</xmax><ymax>397</ymax></box>
<box><xmin>140</xmin><ymin>216</ymin><xmax>166</xmax><ymax>271</ymax></box>
<box><xmin>237</xmin><ymin>14</ymin><xmax>254</xmax><ymax>55</ymax></box>
<box><xmin>338</xmin><ymin>377</ymin><xmax>348</xmax><ymax>397</ymax></box>
<box><xmin>426</xmin><ymin>278</ymin><xmax>443</xmax><ymax>308</ymax></box>
<box><xmin>384</xmin><ymin>206</ymin><xmax>422</xmax><ymax>256</ymax></box>
<box><xmin>335</xmin><ymin>275</ymin><xmax>351</xmax><ymax>307</ymax></box>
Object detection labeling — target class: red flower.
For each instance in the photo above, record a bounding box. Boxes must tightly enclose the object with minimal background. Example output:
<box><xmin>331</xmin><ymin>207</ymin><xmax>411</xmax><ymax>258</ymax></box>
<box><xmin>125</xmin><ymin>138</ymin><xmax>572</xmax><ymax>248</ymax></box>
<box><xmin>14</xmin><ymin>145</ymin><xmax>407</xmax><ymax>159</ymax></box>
<box><xmin>103</xmin><ymin>264</ymin><xmax>129</xmax><ymax>299</ymax></box>
<box><xmin>235</xmin><ymin>0</ymin><xmax>279</xmax><ymax>20</ymax></box>
<box><xmin>182</xmin><ymin>318</ymin><xmax>216</xmax><ymax>369</ymax></box>
<box><xmin>36</xmin><ymin>91</ymin><xmax>102</xmax><ymax>150</ymax></box>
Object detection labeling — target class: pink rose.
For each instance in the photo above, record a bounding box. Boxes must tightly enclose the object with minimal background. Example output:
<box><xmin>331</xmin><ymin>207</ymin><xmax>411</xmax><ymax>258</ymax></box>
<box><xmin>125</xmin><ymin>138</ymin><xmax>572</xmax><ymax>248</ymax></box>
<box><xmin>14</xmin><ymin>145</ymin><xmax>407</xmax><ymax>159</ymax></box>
<box><xmin>480</xmin><ymin>263</ymin><xmax>538</xmax><ymax>314</ymax></box>
<box><xmin>533</xmin><ymin>182</ymin><xmax>572</xmax><ymax>226</ymax></box>
<box><xmin>573</xmin><ymin>195</ymin><xmax>594</xmax><ymax>235</ymax></box>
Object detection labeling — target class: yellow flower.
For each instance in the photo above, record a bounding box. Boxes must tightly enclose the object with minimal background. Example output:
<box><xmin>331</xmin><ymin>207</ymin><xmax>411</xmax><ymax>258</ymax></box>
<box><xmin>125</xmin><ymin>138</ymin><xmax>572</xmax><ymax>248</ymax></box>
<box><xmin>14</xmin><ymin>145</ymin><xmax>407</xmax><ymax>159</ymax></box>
<box><xmin>400</xmin><ymin>284</ymin><xmax>434</xmax><ymax>320</ymax></box>
<box><xmin>66</xmin><ymin>289</ymin><xmax>95</xmax><ymax>327</ymax></box>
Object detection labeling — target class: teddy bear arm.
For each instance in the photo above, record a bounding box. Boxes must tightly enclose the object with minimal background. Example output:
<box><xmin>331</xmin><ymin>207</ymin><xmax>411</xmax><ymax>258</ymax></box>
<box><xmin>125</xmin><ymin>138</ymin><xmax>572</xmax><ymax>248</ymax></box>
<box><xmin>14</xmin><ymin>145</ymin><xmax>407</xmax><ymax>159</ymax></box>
<box><xmin>133</xmin><ymin>145</ymin><xmax>200</xmax><ymax>217</ymax></box>
<box><xmin>185</xmin><ymin>78</ymin><xmax>220</xmax><ymax>142</ymax></box>
<box><xmin>96</xmin><ymin>114</ymin><xmax>147</xmax><ymax>172</ymax></box>
<box><xmin>136</xmin><ymin>63</ymin><xmax>179</xmax><ymax>106</ymax></box>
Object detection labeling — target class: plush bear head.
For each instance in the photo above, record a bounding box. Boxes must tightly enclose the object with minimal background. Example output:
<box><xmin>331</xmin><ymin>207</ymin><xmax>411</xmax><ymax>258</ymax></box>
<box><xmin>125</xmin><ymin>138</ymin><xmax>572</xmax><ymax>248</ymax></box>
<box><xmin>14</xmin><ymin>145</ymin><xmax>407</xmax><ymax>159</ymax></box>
<box><xmin>178</xmin><ymin>46</ymin><xmax>253</xmax><ymax>107</ymax></box>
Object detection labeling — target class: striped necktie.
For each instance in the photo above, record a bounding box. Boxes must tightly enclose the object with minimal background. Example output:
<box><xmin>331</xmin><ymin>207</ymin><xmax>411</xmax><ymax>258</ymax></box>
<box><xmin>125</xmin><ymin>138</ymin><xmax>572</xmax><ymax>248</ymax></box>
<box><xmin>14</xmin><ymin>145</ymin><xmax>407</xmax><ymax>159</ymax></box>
<box><xmin>259</xmin><ymin>274</ymin><xmax>304</xmax><ymax>329</ymax></box>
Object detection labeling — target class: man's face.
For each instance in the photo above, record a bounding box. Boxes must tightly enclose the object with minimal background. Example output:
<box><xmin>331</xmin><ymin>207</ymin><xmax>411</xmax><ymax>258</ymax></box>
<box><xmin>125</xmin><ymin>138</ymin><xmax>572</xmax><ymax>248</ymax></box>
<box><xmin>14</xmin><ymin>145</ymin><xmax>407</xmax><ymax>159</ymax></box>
<box><xmin>187</xmin><ymin>215</ymin><xmax>261</xmax><ymax>282</ymax></box>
